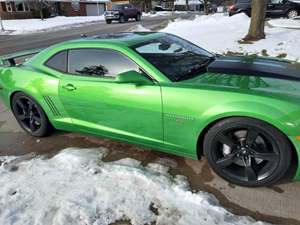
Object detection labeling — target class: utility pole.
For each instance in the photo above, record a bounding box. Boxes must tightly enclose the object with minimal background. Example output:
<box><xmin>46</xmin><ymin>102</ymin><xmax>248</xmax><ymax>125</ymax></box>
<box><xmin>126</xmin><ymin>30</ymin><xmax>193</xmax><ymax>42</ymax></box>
<box><xmin>0</xmin><ymin>14</ymin><xmax>4</xmax><ymax>32</ymax></box>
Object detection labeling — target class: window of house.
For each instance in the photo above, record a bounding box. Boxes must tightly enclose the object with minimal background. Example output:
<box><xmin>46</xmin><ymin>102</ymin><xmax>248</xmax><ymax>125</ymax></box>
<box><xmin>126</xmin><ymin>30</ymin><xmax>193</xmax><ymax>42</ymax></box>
<box><xmin>45</xmin><ymin>51</ymin><xmax>68</xmax><ymax>73</ymax></box>
<box><xmin>5</xmin><ymin>2</ymin><xmax>13</xmax><ymax>12</ymax></box>
<box><xmin>68</xmin><ymin>48</ymin><xmax>140</xmax><ymax>78</ymax></box>
<box><xmin>16</xmin><ymin>2</ymin><xmax>26</xmax><ymax>11</ymax></box>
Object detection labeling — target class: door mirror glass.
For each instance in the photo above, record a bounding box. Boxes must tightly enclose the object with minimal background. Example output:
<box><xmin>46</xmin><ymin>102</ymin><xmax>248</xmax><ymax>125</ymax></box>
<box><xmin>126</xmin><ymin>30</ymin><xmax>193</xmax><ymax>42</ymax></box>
<box><xmin>116</xmin><ymin>70</ymin><xmax>152</xmax><ymax>85</ymax></box>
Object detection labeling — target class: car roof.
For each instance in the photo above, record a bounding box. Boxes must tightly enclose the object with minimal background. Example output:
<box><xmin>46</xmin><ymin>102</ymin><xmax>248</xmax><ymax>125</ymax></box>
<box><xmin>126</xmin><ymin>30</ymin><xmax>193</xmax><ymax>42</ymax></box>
<box><xmin>64</xmin><ymin>32</ymin><xmax>166</xmax><ymax>48</ymax></box>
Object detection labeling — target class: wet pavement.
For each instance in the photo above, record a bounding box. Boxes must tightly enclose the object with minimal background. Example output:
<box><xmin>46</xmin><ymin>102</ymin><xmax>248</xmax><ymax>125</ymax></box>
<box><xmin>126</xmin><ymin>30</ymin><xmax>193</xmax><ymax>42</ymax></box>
<box><xmin>1</xmin><ymin>98</ymin><xmax>300</xmax><ymax>225</ymax></box>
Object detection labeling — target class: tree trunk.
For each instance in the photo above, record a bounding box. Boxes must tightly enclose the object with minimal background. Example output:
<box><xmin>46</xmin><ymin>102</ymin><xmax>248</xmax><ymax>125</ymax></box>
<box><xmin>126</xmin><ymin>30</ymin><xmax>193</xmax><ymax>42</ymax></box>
<box><xmin>244</xmin><ymin>0</ymin><xmax>268</xmax><ymax>41</ymax></box>
<box><xmin>0</xmin><ymin>15</ymin><xmax>4</xmax><ymax>31</ymax></box>
<box><xmin>203</xmin><ymin>0</ymin><xmax>209</xmax><ymax>15</ymax></box>
<box><xmin>39</xmin><ymin>1</ymin><xmax>44</xmax><ymax>20</ymax></box>
<box><xmin>186</xmin><ymin>0</ymin><xmax>189</xmax><ymax>11</ymax></box>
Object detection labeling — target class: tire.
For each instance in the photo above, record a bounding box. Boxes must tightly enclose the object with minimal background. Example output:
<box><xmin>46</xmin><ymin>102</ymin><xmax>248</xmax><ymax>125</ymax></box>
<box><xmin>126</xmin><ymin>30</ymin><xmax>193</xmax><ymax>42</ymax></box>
<box><xmin>287</xmin><ymin>9</ymin><xmax>298</xmax><ymax>19</ymax></box>
<box><xmin>203</xmin><ymin>117</ymin><xmax>291</xmax><ymax>187</ymax></box>
<box><xmin>244</xmin><ymin>10</ymin><xmax>251</xmax><ymax>17</ymax></box>
<box><xmin>11</xmin><ymin>92</ymin><xmax>53</xmax><ymax>137</ymax></box>
<box><xmin>135</xmin><ymin>13</ymin><xmax>141</xmax><ymax>21</ymax></box>
<box><xmin>119</xmin><ymin>15</ymin><xmax>125</xmax><ymax>23</ymax></box>
<box><xmin>106</xmin><ymin>19</ymin><xmax>112</xmax><ymax>24</ymax></box>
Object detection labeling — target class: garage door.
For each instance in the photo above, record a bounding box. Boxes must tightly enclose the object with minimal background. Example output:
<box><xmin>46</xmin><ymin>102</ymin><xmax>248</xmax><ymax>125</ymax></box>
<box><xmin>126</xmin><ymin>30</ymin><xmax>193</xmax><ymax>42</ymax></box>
<box><xmin>86</xmin><ymin>4</ymin><xmax>105</xmax><ymax>16</ymax></box>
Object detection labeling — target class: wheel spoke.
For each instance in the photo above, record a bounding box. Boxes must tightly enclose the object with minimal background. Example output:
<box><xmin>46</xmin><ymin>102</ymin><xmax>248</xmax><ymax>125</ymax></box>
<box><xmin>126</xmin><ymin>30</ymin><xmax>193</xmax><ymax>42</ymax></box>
<box><xmin>33</xmin><ymin>116</ymin><xmax>41</xmax><ymax>124</ymax></box>
<box><xmin>251</xmin><ymin>150</ymin><xmax>279</xmax><ymax>162</ymax></box>
<box><xmin>246</xmin><ymin>129</ymin><xmax>258</xmax><ymax>147</ymax></box>
<box><xmin>216</xmin><ymin>133</ymin><xmax>235</xmax><ymax>148</ymax></box>
<box><xmin>244</xmin><ymin>157</ymin><xmax>257</xmax><ymax>181</ymax></box>
<box><xmin>29</xmin><ymin>120</ymin><xmax>36</xmax><ymax>131</ymax></box>
<box><xmin>216</xmin><ymin>153</ymin><xmax>237</xmax><ymax>168</ymax></box>
<box><xmin>17</xmin><ymin>114</ymin><xmax>29</xmax><ymax>121</ymax></box>
<box><xmin>28</xmin><ymin>101</ymin><xmax>33</xmax><ymax>112</ymax></box>
<box><xmin>16</xmin><ymin>99</ymin><xmax>27</xmax><ymax>112</ymax></box>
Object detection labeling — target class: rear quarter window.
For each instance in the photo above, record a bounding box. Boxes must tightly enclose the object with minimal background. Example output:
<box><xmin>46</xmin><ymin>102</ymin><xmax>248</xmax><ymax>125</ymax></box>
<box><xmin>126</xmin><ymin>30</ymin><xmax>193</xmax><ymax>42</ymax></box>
<box><xmin>44</xmin><ymin>51</ymin><xmax>67</xmax><ymax>73</ymax></box>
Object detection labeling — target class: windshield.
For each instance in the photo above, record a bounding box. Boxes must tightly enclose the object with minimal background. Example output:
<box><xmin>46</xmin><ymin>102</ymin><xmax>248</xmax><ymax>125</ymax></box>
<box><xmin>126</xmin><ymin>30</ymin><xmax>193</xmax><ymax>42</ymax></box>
<box><xmin>112</xmin><ymin>5</ymin><xmax>124</xmax><ymax>10</ymax></box>
<box><xmin>132</xmin><ymin>34</ymin><xmax>215</xmax><ymax>81</ymax></box>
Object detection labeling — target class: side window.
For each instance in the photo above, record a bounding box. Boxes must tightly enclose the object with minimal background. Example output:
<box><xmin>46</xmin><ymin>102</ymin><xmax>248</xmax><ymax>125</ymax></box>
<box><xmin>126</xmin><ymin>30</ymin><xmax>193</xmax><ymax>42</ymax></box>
<box><xmin>68</xmin><ymin>49</ymin><xmax>140</xmax><ymax>78</ymax></box>
<box><xmin>45</xmin><ymin>51</ymin><xmax>67</xmax><ymax>73</ymax></box>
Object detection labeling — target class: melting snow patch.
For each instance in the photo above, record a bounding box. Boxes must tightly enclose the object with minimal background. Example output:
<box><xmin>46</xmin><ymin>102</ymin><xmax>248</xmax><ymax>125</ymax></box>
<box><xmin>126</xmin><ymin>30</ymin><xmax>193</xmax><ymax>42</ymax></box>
<box><xmin>0</xmin><ymin>147</ymin><xmax>270</xmax><ymax>225</ymax></box>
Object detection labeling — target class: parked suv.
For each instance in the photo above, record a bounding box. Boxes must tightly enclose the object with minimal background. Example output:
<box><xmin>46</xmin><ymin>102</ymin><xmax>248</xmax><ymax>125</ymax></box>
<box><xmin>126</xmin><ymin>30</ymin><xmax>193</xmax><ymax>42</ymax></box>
<box><xmin>104</xmin><ymin>4</ymin><xmax>142</xmax><ymax>24</ymax></box>
<box><xmin>229</xmin><ymin>0</ymin><xmax>300</xmax><ymax>18</ymax></box>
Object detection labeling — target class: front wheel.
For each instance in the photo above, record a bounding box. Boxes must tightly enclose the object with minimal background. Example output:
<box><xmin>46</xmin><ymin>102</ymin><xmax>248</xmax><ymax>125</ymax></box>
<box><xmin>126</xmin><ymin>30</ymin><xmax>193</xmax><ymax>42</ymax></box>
<box><xmin>11</xmin><ymin>93</ymin><xmax>53</xmax><ymax>137</ymax></box>
<box><xmin>119</xmin><ymin>15</ymin><xmax>125</xmax><ymax>23</ymax></box>
<box><xmin>287</xmin><ymin>9</ymin><xmax>298</xmax><ymax>19</ymax></box>
<box><xmin>106</xmin><ymin>19</ymin><xmax>112</xmax><ymax>24</ymax></box>
<box><xmin>203</xmin><ymin>117</ymin><xmax>291</xmax><ymax>187</ymax></box>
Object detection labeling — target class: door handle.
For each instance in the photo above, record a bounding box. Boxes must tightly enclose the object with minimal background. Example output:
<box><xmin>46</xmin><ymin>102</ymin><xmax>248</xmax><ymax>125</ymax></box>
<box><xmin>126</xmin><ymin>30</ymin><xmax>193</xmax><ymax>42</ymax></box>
<box><xmin>62</xmin><ymin>84</ymin><xmax>76</xmax><ymax>91</ymax></box>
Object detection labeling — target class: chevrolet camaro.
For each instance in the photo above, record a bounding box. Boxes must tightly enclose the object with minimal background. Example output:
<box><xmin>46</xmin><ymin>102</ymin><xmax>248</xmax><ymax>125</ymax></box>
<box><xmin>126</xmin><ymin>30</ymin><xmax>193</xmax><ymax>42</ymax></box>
<box><xmin>1</xmin><ymin>32</ymin><xmax>300</xmax><ymax>187</ymax></box>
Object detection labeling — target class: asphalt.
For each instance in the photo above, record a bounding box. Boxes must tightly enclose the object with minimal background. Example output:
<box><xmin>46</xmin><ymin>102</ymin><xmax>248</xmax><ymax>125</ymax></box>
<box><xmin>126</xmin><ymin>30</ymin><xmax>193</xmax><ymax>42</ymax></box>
<box><xmin>0</xmin><ymin>14</ymin><xmax>191</xmax><ymax>55</ymax></box>
<box><xmin>1</xmin><ymin>14</ymin><xmax>300</xmax><ymax>225</ymax></box>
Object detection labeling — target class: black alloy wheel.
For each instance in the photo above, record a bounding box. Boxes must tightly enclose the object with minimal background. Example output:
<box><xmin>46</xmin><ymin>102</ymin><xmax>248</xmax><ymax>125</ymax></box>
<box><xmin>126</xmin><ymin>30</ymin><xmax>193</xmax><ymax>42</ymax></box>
<box><xmin>12</xmin><ymin>93</ymin><xmax>52</xmax><ymax>137</ymax></box>
<box><xmin>204</xmin><ymin>117</ymin><xmax>291</xmax><ymax>187</ymax></box>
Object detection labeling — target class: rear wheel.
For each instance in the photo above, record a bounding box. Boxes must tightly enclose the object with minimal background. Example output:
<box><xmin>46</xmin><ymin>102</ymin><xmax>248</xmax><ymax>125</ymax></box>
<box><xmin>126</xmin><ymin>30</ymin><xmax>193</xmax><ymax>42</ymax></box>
<box><xmin>119</xmin><ymin>15</ymin><xmax>125</xmax><ymax>23</ymax></box>
<box><xmin>203</xmin><ymin>117</ymin><xmax>291</xmax><ymax>187</ymax></box>
<box><xmin>136</xmin><ymin>13</ymin><xmax>141</xmax><ymax>21</ymax></box>
<box><xmin>11</xmin><ymin>93</ymin><xmax>52</xmax><ymax>137</ymax></box>
<box><xmin>287</xmin><ymin>9</ymin><xmax>298</xmax><ymax>19</ymax></box>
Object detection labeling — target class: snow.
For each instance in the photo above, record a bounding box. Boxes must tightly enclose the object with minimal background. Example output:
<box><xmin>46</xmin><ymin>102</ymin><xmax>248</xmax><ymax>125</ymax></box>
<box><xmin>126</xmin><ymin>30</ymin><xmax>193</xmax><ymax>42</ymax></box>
<box><xmin>268</xmin><ymin>17</ymin><xmax>300</xmax><ymax>29</ymax></box>
<box><xmin>0</xmin><ymin>16</ymin><xmax>105</xmax><ymax>35</ymax></box>
<box><xmin>159</xmin><ymin>13</ymin><xmax>300</xmax><ymax>61</ymax></box>
<box><xmin>0</xmin><ymin>147</ymin><xmax>270</xmax><ymax>225</ymax></box>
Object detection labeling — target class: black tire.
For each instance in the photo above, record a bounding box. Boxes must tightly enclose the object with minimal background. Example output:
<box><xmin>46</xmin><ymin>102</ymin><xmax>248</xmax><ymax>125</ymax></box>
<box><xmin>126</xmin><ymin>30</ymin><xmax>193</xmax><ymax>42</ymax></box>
<box><xmin>244</xmin><ymin>10</ymin><xmax>251</xmax><ymax>17</ymax></box>
<box><xmin>11</xmin><ymin>92</ymin><xmax>53</xmax><ymax>137</ymax></box>
<box><xmin>106</xmin><ymin>19</ymin><xmax>112</xmax><ymax>24</ymax></box>
<box><xmin>135</xmin><ymin>13</ymin><xmax>141</xmax><ymax>21</ymax></box>
<box><xmin>203</xmin><ymin>117</ymin><xmax>291</xmax><ymax>187</ymax></box>
<box><xmin>287</xmin><ymin>9</ymin><xmax>298</xmax><ymax>19</ymax></box>
<box><xmin>119</xmin><ymin>15</ymin><xmax>125</xmax><ymax>23</ymax></box>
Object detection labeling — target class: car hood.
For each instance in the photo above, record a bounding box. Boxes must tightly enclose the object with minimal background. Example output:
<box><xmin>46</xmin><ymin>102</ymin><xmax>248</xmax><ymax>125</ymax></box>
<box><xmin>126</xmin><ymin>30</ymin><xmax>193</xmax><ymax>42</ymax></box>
<box><xmin>207</xmin><ymin>55</ymin><xmax>300</xmax><ymax>82</ymax></box>
<box><xmin>179</xmin><ymin>55</ymin><xmax>300</xmax><ymax>103</ymax></box>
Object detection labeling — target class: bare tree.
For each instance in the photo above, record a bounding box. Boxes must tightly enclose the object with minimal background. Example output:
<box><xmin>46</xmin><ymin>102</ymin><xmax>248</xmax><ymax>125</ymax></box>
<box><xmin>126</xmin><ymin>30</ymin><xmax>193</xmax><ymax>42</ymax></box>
<box><xmin>0</xmin><ymin>15</ymin><xmax>4</xmax><ymax>31</ymax></box>
<box><xmin>203</xmin><ymin>0</ymin><xmax>209</xmax><ymax>15</ymax></box>
<box><xmin>244</xmin><ymin>0</ymin><xmax>268</xmax><ymax>41</ymax></box>
<box><xmin>186</xmin><ymin>0</ymin><xmax>189</xmax><ymax>11</ymax></box>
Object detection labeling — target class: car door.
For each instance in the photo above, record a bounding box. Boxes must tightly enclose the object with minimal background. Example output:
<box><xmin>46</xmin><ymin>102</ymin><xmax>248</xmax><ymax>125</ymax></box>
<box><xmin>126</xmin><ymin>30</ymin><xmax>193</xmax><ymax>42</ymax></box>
<box><xmin>267</xmin><ymin>0</ymin><xmax>285</xmax><ymax>16</ymax></box>
<box><xmin>59</xmin><ymin>48</ymin><xmax>163</xmax><ymax>146</ymax></box>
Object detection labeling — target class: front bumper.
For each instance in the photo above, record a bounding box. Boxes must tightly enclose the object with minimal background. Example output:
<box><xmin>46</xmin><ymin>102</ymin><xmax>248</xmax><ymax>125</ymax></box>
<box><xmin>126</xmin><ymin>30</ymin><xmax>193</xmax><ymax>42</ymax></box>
<box><xmin>105</xmin><ymin>14</ymin><xmax>120</xmax><ymax>20</ymax></box>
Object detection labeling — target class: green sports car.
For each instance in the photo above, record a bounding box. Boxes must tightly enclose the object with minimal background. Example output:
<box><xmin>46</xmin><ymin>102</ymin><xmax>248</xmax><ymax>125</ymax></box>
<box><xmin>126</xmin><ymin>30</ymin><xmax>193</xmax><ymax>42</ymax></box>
<box><xmin>1</xmin><ymin>32</ymin><xmax>300</xmax><ymax>187</ymax></box>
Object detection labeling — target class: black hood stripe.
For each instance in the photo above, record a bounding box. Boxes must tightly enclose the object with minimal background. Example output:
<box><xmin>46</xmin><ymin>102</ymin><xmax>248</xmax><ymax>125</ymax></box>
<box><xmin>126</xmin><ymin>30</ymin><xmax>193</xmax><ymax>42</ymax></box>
<box><xmin>208</xmin><ymin>56</ymin><xmax>300</xmax><ymax>81</ymax></box>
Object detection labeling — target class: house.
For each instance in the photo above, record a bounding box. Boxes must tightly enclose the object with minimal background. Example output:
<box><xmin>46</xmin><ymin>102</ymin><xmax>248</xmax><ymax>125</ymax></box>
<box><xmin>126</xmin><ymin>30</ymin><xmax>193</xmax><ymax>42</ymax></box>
<box><xmin>174</xmin><ymin>0</ymin><xmax>203</xmax><ymax>11</ymax></box>
<box><xmin>0</xmin><ymin>1</ymin><xmax>32</xmax><ymax>19</ymax></box>
<box><xmin>0</xmin><ymin>0</ymin><xmax>128</xmax><ymax>19</ymax></box>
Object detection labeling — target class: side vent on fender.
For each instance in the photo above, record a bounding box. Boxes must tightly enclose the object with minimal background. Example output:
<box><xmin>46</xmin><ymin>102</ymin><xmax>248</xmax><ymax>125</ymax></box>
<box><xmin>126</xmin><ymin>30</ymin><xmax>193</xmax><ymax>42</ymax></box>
<box><xmin>43</xmin><ymin>96</ymin><xmax>61</xmax><ymax>117</ymax></box>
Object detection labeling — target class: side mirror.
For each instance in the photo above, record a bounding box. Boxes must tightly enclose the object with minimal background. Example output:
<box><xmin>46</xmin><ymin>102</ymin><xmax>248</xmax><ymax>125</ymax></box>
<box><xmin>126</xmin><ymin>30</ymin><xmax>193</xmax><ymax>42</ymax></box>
<box><xmin>116</xmin><ymin>70</ymin><xmax>153</xmax><ymax>85</ymax></box>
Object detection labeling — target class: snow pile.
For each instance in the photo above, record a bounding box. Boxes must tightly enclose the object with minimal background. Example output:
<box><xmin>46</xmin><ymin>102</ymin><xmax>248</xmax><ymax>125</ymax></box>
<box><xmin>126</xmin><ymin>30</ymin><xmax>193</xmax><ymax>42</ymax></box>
<box><xmin>160</xmin><ymin>13</ymin><xmax>300</xmax><ymax>61</ymax></box>
<box><xmin>1</xmin><ymin>16</ymin><xmax>105</xmax><ymax>35</ymax></box>
<box><xmin>0</xmin><ymin>148</ymin><xmax>269</xmax><ymax>225</ymax></box>
<box><xmin>268</xmin><ymin>18</ymin><xmax>300</xmax><ymax>29</ymax></box>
